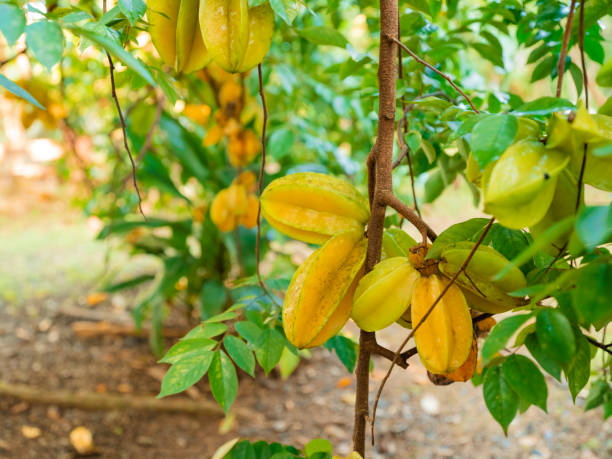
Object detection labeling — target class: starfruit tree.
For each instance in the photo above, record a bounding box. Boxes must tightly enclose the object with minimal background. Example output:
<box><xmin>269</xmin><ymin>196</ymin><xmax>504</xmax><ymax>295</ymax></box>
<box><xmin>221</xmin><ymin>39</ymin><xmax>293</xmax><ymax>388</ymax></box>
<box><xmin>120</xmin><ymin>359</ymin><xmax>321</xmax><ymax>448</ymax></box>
<box><xmin>1</xmin><ymin>0</ymin><xmax>612</xmax><ymax>458</ymax></box>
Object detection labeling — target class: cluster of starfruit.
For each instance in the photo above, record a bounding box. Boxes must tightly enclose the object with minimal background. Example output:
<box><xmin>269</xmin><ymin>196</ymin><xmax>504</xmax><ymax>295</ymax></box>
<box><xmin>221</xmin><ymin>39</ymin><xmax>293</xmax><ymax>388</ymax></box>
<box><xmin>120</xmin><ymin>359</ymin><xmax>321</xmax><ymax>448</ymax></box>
<box><xmin>261</xmin><ymin>172</ymin><xmax>527</xmax><ymax>381</ymax></box>
<box><xmin>467</xmin><ymin>107</ymin><xmax>612</xmax><ymax>249</ymax></box>
<box><xmin>200</xmin><ymin>66</ymin><xmax>262</xmax><ymax>166</ymax></box>
<box><xmin>210</xmin><ymin>171</ymin><xmax>259</xmax><ymax>232</ymax></box>
<box><xmin>147</xmin><ymin>0</ymin><xmax>274</xmax><ymax>74</ymax></box>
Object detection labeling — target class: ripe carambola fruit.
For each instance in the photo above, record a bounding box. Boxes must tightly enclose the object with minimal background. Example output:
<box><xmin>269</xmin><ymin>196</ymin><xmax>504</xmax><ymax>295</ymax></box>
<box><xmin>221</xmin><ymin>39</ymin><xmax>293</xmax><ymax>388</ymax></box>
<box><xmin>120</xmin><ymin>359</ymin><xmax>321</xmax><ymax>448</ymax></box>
<box><xmin>411</xmin><ymin>275</ymin><xmax>473</xmax><ymax>374</ymax></box>
<box><xmin>148</xmin><ymin>0</ymin><xmax>211</xmax><ymax>73</ymax></box>
<box><xmin>261</xmin><ymin>173</ymin><xmax>370</xmax><ymax>245</ymax></box>
<box><xmin>381</xmin><ymin>228</ymin><xmax>417</xmax><ymax>259</ymax></box>
<box><xmin>438</xmin><ymin>241</ymin><xmax>527</xmax><ymax>314</ymax></box>
<box><xmin>484</xmin><ymin>139</ymin><xmax>569</xmax><ymax>229</ymax></box>
<box><xmin>283</xmin><ymin>230</ymin><xmax>367</xmax><ymax>349</ymax></box>
<box><xmin>199</xmin><ymin>0</ymin><xmax>274</xmax><ymax>73</ymax></box>
<box><xmin>442</xmin><ymin>335</ymin><xmax>478</xmax><ymax>382</ymax></box>
<box><xmin>351</xmin><ymin>257</ymin><xmax>420</xmax><ymax>332</ymax></box>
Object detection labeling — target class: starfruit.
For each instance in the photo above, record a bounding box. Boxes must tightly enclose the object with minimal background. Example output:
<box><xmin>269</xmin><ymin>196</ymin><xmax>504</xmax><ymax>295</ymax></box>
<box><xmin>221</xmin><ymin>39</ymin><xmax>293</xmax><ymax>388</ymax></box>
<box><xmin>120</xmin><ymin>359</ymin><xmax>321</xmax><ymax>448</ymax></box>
<box><xmin>484</xmin><ymin>139</ymin><xmax>569</xmax><ymax>229</ymax></box>
<box><xmin>438</xmin><ymin>241</ymin><xmax>527</xmax><ymax>314</ymax></box>
<box><xmin>148</xmin><ymin>0</ymin><xmax>211</xmax><ymax>73</ymax></box>
<box><xmin>411</xmin><ymin>274</ymin><xmax>473</xmax><ymax>374</ymax></box>
<box><xmin>381</xmin><ymin>228</ymin><xmax>418</xmax><ymax>259</ymax></box>
<box><xmin>261</xmin><ymin>173</ymin><xmax>370</xmax><ymax>245</ymax></box>
<box><xmin>466</xmin><ymin>118</ymin><xmax>541</xmax><ymax>186</ymax></box>
<box><xmin>283</xmin><ymin>229</ymin><xmax>367</xmax><ymax>349</ymax></box>
<box><xmin>351</xmin><ymin>257</ymin><xmax>420</xmax><ymax>332</ymax></box>
<box><xmin>530</xmin><ymin>169</ymin><xmax>582</xmax><ymax>254</ymax></box>
<box><xmin>199</xmin><ymin>0</ymin><xmax>274</xmax><ymax>74</ymax></box>
<box><xmin>547</xmin><ymin>107</ymin><xmax>612</xmax><ymax>192</ymax></box>
<box><xmin>442</xmin><ymin>335</ymin><xmax>478</xmax><ymax>382</ymax></box>
<box><xmin>210</xmin><ymin>183</ymin><xmax>248</xmax><ymax>231</ymax></box>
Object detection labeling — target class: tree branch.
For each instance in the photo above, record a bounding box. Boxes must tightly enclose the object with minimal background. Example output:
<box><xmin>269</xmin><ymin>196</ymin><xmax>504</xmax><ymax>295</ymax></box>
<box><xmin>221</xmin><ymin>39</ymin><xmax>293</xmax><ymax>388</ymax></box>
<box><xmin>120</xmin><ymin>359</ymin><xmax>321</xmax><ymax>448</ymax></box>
<box><xmin>556</xmin><ymin>0</ymin><xmax>578</xmax><ymax>98</ymax></box>
<box><xmin>381</xmin><ymin>191</ymin><xmax>437</xmax><ymax>242</ymax></box>
<box><xmin>387</xmin><ymin>35</ymin><xmax>479</xmax><ymax>113</ymax></box>
<box><xmin>586</xmin><ymin>336</ymin><xmax>612</xmax><ymax>356</ymax></box>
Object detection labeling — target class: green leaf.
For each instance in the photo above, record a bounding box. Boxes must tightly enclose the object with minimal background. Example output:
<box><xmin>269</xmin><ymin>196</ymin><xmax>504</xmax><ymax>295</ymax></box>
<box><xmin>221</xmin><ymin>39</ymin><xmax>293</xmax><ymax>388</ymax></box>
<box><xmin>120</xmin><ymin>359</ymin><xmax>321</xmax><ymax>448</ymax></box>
<box><xmin>298</xmin><ymin>26</ymin><xmax>348</xmax><ymax>48</ymax></box>
<box><xmin>67</xmin><ymin>25</ymin><xmax>155</xmax><ymax>86</ymax></box>
<box><xmin>502</xmin><ymin>355</ymin><xmax>548</xmax><ymax>412</ymax></box>
<box><xmin>182</xmin><ymin>322</ymin><xmax>228</xmax><ymax>340</ymax></box>
<box><xmin>254</xmin><ymin>328</ymin><xmax>285</xmax><ymax>375</ymax></box>
<box><xmin>26</xmin><ymin>21</ymin><xmax>64</xmax><ymax>70</ymax></box>
<box><xmin>158</xmin><ymin>351</ymin><xmax>214</xmax><ymax>398</ymax></box>
<box><xmin>575</xmin><ymin>205</ymin><xmax>612</xmax><ymax>251</ymax></box>
<box><xmin>324</xmin><ymin>335</ymin><xmax>359</xmax><ymax>373</ymax></box>
<box><xmin>571</xmin><ymin>261</ymin><xmax>612</xmax><ymax>330</ymax></box>
<box><xmin>470</xmin><ymin>115</ymin><xmax>518</xmax><ymax>168</ymax></box>
<box><xmin>208</xmin><ymin>350</ymin><xmax>238</xmax><ymax>412</ymax></box>
<box><xmin>483</xmin><ymin>366</ymin><xmax>519</xmax><ymax>434</ymax></box>
<box><xmin>270</xmin><ymin>0</ymin><xmax>298</xmax><ymax>25</ymax></box>
<box><xmin>585</xmin><ymin>380</ymin><xmax>610</xmax><ymax>411</ymax></box>
<box><xmin>596</xmin><ymin>57</ymin><xmax>612</xmax><ymax>87</ymax></box>
<box><xmin>530</xmin><ymin>55</ymin><xmax>555</xmax><ymax>82</ymax></box>
<box><xmin>235</xmin><ymin>321</ymin><xmax>263</xmax><ymax>344</ymax></box>
<box><xmin>159</xmin><ymin>338</ymin><xmax>216</xmax><ymax>364</ymax></box>
<box><xmin>525</xmin><ymin>333</ymin><xmax>562</xmax><ymax>381</ymax></box>
<box><xmin>536</xmin><ymin>309</ymin><xmax>576</xmax><ymax>365</ymax></box>
<box><xmin>118</xmin><ymin>0</ymin><xmax>146</xmax><ymax>26</ymax></box>
<box><xmin>511</xmin><ymin>97</ymin><xmax>574</xmax><ymax>117</ymax></box>
<box><xmin>223</xmin><ymin>335</ymin><xmax>255</xmax><ymax>377</ymax></box>
<box><xmin>426</xmin><ymin>218</ymin><xmax>491</xmax><ymax>260</ymax></box>
<box><xmin>564</xmin><ymin>331</ymin><xmax>591</xmax><ymax>402</ymax></box>
<box><xmin>200</xmin><ymin>280</ymin><xmax>228</xmax><ymax>319</ymax></box>
<box><xmin>495</xmin><ymin>217</ymin><xmax>575</xmax><ymax>280</ymax></box>
<box><xmin>0</xmin><ymin>4</ymin><xmax>26</xmax><ymax>45</ymax></box>
<box><xmin>205</xmin><ymin>310</ymin><xmax>238</xmax><ymax>324</ymax></box>
<box><xmin>304</xmin><ymin>439</ymin><xmax>333</xmax><ymax>457</ymax></box>
<box><xmin>423</xmin><ymin>169</ymin><xmax>445</xmax><ymax>203</ymax></box>
<box><xmin>482</xmin><ymin>314</ymin><xmax>532</xmax><ymax>364</ymax></box>
<box><xmin>268</xmin><ymin>128</ymin><xmax>295</xmax><ymax>160</ymax></box>
<box><xmin>0</xmin><ymin>74</ymin><xmax>45</xmax><ymax>109</ymax></box>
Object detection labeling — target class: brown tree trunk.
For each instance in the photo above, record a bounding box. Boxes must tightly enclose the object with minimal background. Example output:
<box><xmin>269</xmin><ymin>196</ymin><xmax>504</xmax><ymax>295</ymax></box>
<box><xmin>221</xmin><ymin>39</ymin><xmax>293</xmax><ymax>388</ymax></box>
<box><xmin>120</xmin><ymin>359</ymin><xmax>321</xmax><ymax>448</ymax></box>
<box><xmin>352</xmin><ymin>1</ymin><xmax>398</xmax><ymax>456</ymax></box>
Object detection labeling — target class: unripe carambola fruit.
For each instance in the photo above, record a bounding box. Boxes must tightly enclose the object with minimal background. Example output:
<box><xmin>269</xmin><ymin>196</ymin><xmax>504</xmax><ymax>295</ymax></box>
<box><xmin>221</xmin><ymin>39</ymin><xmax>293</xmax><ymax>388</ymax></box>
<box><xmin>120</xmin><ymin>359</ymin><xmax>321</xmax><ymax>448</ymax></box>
<box><xmin>411</xmin><ymin>274</ymin><xmax>473</xmax><ymax>374</ymax></box>
<box><xmin>283</xmin><ymin>230</ymin><xmax>367</xmax><ymax>349</ymax></box>
<box><xmin>381</xmin><ymin>228</ymin><xmax>418</xmax><ymax>259</ymax></box>
<box><xmin>530</xmin><ymin>169</ymin><xmax>582</xmax><ymax>255</ymax></box>
<box><xmin>199</xmin><ymin>0</ymin><xmax>274</xmax><ymax>74</ymax></box>
<box><xmin>148</xmin><ymin>0</ymin><xmax>211</xmax><ymax>73</ymax></box>
<box><xmin>351</xmin><ymin>257</ymin><xmax>420</xmax><ymax>332</ymax></box>
<box><xmin>261</xmin><ymin>172</ymin><xmax>370</xmax><ymax>245</ymax></box>
<box><xmin>438</xmin><ymin>241</ymin><xmax>527</xmax><ymax>314</ymax></box>
<box><xmin>484</xmin><ymin>139</ymin><xmax>569</xmax><ymax>229</ymax></box>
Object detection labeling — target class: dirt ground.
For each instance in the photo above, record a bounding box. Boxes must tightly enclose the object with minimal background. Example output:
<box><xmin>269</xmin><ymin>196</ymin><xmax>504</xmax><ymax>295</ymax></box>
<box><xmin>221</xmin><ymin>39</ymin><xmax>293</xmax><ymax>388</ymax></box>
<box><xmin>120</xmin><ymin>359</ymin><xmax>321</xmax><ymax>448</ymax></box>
<box><xmin>0</xmin><ymin>190</ymin><xmax>611</xmax><ymax>459</ymax></box>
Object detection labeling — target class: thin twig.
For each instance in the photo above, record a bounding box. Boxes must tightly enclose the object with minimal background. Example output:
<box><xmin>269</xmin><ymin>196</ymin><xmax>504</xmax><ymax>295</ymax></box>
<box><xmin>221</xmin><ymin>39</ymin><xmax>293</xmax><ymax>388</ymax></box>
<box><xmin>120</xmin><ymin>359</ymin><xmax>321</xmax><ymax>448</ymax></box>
<box><xmin>364</xmin><ymin>338</ymin><xmax>417</xmax><ymax>369</ymax></box>
<box><xmin>578</xmin><ymin>0</ymin><xmax>589</xmax><ymax>109</ymax></box>
<box><xmin>107</xmin><ymin>52</ymin><xmax>147</xmax><ymax>219</ymax></box>
<box><xmin>586</xmin><ymin>336</ymin><xmax>612</xmax><ymax>356</ymax></box>
<box><xmin>556</xmin><ymin>0</ymin><xmax>578</xmax><ymax>98</ymax></box>
<box><xmin>394</xmin><ymin>118</ymin><xmax>421</xmax><ymax>217</ymax></box>
<box><xmin>370</xmin><ymin>217</ymin><xmax>494</xmax><ymax>441</ymax></box>
<box><xmin>254</xmin><ymin>64</ymin><xmax>277</xmax><ymax>304</ymax></box>
<box><xmin>387</xmin><ymin>35</ymin><xmax>479</xmax><ymax>113</ymax></box>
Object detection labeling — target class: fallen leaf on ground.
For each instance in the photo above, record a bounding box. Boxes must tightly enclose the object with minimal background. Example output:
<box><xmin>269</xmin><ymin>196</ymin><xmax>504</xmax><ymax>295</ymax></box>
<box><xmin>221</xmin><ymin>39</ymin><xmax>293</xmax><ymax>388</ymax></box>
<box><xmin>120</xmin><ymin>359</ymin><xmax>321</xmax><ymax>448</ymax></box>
<box><xmin>337</xmin><ymin>376</ymin><xmax>353</xmax><ymax>388</ymax></box>
<box><xmin>86</xmin><ymin>292</ymin><xmax>108</xmax><ymax>306</ymax></box>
